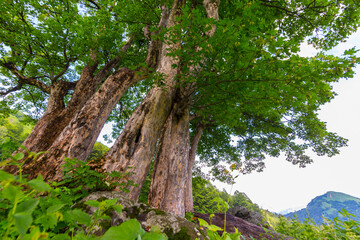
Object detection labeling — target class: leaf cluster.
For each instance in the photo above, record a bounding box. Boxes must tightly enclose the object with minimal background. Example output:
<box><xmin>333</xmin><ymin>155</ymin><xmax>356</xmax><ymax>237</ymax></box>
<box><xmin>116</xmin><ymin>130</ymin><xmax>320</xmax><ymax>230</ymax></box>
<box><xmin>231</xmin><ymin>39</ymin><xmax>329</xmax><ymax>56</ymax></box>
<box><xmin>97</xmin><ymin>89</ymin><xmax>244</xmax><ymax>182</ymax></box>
<box><xmin>0</xmin><ymin>147</ymin><xmax>168</xmax><ymax>240</ymax></box>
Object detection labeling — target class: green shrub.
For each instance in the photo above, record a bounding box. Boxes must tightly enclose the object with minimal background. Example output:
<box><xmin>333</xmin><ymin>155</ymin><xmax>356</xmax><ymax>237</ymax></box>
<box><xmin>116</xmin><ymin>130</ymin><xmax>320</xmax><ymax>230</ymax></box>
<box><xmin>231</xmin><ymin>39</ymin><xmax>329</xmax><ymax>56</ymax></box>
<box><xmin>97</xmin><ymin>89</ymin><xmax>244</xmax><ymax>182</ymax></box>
<box><xmin>275</xmin><ymin>209</ymin><xmax>360</xmax><ymax>240</ymax></box>
<box><xmin>0</xmin><ymin>148</ymin><xmax>167</xmax><ymax>240</ymax></box>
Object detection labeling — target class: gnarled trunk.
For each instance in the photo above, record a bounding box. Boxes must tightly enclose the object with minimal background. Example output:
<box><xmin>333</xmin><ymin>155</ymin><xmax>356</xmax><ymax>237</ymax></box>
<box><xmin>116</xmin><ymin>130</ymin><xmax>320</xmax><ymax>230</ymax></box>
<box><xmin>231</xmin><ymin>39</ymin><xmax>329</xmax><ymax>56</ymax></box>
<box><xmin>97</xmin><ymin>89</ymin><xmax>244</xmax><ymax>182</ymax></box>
<box><xmin>102</xmin><ymin>85</ymin><xmax>175</xmax><ymax>200</ymax></box>
<box><xmin>100</xmin><ymin>1</ymin><xmax>184</xmax><ymax>201</ymax></box>
<box><xmin>148</xmin><ymin>95</ymin><xmax>191</xmax><ymax>217</ymax></box>
<box><xmin>22</xmin><ymin>63</ymin><xmax>98</xmax><ymax>153</ymax></box>
<box><xmin>23</xmin><ymin>67</ymin><xmax>140</xmax><ymax>180</ymax></box>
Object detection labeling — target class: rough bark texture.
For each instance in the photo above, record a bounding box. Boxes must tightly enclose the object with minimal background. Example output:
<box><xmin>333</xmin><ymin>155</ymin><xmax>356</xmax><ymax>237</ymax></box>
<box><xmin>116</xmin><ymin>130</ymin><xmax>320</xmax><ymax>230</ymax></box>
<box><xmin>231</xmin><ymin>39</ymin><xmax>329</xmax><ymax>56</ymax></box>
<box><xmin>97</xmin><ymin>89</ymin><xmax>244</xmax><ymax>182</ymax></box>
<box><xmin>148</xmin><ymin>97</ymin><xmax>191</xmax><ymax>217</ymax></box>
<box><xmin>102</xmin><ymin>86</ymin><xmax>175</xmax><ymax>200</ymax></box>
<box><xmin>185</xmin><ymin>121</ymin><xmax>204</xmax><ymax>212</ymax></box>
<box><xmin>21</xmin><ymin>63</ymin><xmax>98</xmax><ymax>154</ymax></box>
<box><xmin>23</xmin><ymin>67</ymin><xmax>139</xmax><ymax>180</ymax></box>
<box><xmin>101</xmin><ymin>1</ymin><xmax>183</xmax><ymax>201</ymax></box>
<box><xmin>21</xmin><ymin>44</ymin><xmax>131</xmax><ymax>155</ymax></box>
<box><xmin>147</xmin><ymin>0</ymin><xmax>219</xmax><ymax>217</ymax></box>
<box><xmin>3</xmin><ymin>63</ymin><xmax>98</xmax><ymax>174</ymax></box>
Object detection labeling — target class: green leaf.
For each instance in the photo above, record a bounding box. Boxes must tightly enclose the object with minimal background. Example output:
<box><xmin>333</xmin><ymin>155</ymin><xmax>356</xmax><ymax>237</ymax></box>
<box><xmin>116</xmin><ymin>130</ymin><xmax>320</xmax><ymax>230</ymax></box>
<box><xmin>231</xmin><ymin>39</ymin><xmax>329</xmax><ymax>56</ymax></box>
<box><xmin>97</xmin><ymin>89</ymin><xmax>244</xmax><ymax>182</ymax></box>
<box><xmin>2</xmin><ymin>184</ymin><xmax>24</xmax><ymax>202</ymax></box>
<box><xmin>84</xmin><ymin>200</ymin><xmax>100</xmax><ymax>208</ymax></box>
<box><xmin>101</xmin><ymin>219</ymin><xmax>145</xmax><ymax>240</ymax></box>
<box><xmin>69</xmin><ymin>209</ymin><xmax>92</xmax><ymax>226</ymax></box>
<box><xmin>12</xmin><ymin>152</ymin><xmax>24</xmax><ymax>161</ymax></box>
<box><xmin>14</xmin><ymin>212</ymin><xmax>32</xmax><ymax>236</ymax></box>
<box><xmin>28</xmin><ymin>174</ymin><xmax>51</xmax><ymax>192</ymax></box>
<box><xmin>35</xmin><ymin>213</ymin><xmax>59</xmax><ymax>231</ymax></box>
<box><xmin>208</xmin><ymin>224</ymin><xmax>223</xmax><ymax>232</ymax></box>
<box><xmin>142</xmin><ymin>232</ymin><xmax>168</xmax><ymax>240</ymax></box>
<box><xmin>0</xmin><ymin>169</ymin><xmax>14</xmax><ymax>182</ymax></box>
<box><xmin>150</xmin><ymin>225</ymin><xmax>162</xmax><ymax>233</ymax></box>
<box><xmin>46</xmin><ymin>204</ymin><xmax>65</xmax><ymax>214</ymax></box>
<box><xmin>16</xmin><ymin>199</ymin><xmax>39</xmax><ymax>214</ymax></box>
<box><xmin>51</xmin><ymin>233</ymin><xmax>71</xmax><ymax>240</ymax></box>
<box><xmin>207</xmin><ymin>230</ymin><xmax>222</xmax><ymax>240</ymax></box>
<box><xmin>198</xmin><ymin>218</ymin><xmax>210</xmax><ymax>228</ymax></box>
<box><xmin>102</xmin><ymin>198</ymin><xmax>118</xmax><ymax>208</ymax></box>
<box><xmin>22</xmin><ymin>226</ymin><xmax>45</xmax><ymax>240</ymax></box>
<box><xmin>228</xmin><ymin>232</ymin><xmax>242</xmax><ymax>240</ymax></box>
<box><xmin>73</xmin><ymin>231</ymin><xmax>87</xmax><ymax>240</ymax></box>
<box><xmin>112</xmin><ymin>204</ymin><xmax>123</xmax><ymax>214</ymax></box>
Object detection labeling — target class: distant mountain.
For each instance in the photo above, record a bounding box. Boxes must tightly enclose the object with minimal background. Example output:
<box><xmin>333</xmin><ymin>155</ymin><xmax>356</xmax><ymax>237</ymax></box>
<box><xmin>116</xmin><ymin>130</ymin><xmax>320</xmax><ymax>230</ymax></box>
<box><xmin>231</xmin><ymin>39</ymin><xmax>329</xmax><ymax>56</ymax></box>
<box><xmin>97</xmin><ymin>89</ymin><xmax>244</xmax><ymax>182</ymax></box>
<box><xmin>285</xmin><ymin>191</ymin><xmax>360</xmax><ymax>224</ymax></box>
<box><xmin>278</xmin><ymin>207</ymin><xmax>304</xmax><ymax>215</ymax></box>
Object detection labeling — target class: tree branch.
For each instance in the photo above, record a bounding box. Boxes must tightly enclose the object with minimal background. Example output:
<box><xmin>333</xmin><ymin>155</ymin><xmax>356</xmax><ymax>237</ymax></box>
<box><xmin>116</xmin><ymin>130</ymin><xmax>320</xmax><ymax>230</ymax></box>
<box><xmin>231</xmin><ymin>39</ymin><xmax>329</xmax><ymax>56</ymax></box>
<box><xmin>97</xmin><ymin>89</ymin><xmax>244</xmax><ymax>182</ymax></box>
<box><xmin>51</xmin><ymin>61</ymin><xmax>71</xmax><ymax>83</ymax></box>
<box><xmin>86</xmin><ymin>0</ymin><xmax>101</xmax><ymax>10</ymax></box>
<box><xmin>0</xmin><ymin>83</ymin><xmax>23</xmax><ymax>96</ymax></box>
<box><xmin>0</xmin><ymin>61</ymin><xmax>51</xmax><ymax>93</ymax></box>
<box><xmin>260</xmin><ymin>0</ymin><xmax>316</xmax><ymax>28</ymax></box>
<box><xmin>93</xmin><ymin>37</ymin><xmax>134</xmax><ymax>82</ymax></box>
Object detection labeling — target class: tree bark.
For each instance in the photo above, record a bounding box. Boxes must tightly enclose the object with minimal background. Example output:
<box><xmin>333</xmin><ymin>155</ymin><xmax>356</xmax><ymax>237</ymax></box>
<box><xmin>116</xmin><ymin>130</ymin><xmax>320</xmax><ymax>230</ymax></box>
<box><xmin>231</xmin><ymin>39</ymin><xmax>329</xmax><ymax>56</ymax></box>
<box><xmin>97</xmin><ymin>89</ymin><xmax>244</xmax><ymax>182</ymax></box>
<box><xmin>21</xmin><ymin>44</ymin><xmax>132</xmax><ymax>155</ymax></box>
<box><xmin>148</xmin><ymin>93</ymin><xmax>191</xmax><ymax>217</ymax></box>
<box><xmin>23</xmin><ymin>67</ymin><xmax>141</xmax><ymax>180</ymax></box>
<box><xmin>3</xmin><ymin>63</ymin><xmax>98</xmax><ymax>174</ymax></box>
<box><xmin>102</xmin><ymin>85</ymin><xmax>175</xmax><ymax>200</ymax></box>
<box><xmin>100</xmin><ymin>1</ymin><xmax>184</xmax><ymax>201</ymax></box>
<box><xmin>147</xmin><ymin>0</ymin><xmax>218</xmax><ymax>216</ymax></box>
<box><xmin>185</xmin><ymin>121</ymin><xmax>204</xmax><ymax>212</ymax></box>
<box><xmin>21</xmin><ymin>63</ymin><xmax>98</xmax><ymax>154</ymax></box>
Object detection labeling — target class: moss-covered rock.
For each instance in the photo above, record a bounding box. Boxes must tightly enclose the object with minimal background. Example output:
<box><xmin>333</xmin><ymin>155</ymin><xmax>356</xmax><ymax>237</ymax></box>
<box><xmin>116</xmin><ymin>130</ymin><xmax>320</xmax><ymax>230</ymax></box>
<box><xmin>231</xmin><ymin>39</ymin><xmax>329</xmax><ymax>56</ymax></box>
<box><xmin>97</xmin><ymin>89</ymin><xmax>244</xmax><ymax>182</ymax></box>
<box><xmin>80</xmin><ymin>191</ymin><xmax>207</xmax><ymax>239</ymax></box>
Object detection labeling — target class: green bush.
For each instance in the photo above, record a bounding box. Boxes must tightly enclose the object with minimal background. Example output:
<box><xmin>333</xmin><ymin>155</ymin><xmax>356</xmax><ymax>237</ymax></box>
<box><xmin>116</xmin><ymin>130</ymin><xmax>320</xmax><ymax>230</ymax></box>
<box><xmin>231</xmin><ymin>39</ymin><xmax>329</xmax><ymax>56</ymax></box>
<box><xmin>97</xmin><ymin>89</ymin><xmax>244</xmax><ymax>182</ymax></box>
<box><xmin>0</xmin><ymin>148</ymin><xmax>167</xmax><ymax>240</ymax></box>
<box><xmin>275</xmin><ymin>209</ymin><xmax>360</xmax><ymax>240</ymax></box>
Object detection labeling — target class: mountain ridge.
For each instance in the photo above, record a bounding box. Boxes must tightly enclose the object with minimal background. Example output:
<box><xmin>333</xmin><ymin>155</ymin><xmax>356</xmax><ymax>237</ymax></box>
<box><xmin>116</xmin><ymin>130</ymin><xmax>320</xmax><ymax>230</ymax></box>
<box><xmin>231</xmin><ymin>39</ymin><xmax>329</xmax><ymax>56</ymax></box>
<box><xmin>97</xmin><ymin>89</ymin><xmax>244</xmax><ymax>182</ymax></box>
<box><xmin>285</xmin><ymin>191</ymin><xmax>360</xmax><ymax>224</ymax></box>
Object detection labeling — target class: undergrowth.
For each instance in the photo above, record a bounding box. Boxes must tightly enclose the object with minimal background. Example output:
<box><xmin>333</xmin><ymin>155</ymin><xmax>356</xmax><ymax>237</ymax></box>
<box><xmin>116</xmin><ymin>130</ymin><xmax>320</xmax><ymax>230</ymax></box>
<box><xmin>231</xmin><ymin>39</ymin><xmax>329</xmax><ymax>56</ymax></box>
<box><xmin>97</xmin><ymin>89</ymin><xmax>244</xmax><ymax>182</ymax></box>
<box><xmin>1</xmin><ymin>144</ymin><xmax>360</xmax><ymax>240</ymax></box>
<box><xmin>0</xmin><ymin>147</ymin><xmax>167</xmax><ymax>240</ymax></box>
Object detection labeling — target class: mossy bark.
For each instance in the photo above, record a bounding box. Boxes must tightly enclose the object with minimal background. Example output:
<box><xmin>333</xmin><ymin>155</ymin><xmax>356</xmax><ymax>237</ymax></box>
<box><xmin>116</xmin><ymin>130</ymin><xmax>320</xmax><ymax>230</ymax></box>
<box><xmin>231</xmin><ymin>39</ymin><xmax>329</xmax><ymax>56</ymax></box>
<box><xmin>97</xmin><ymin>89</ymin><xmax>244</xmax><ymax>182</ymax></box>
<box><xmin>148</xmin><ymin>98</ymin><xmax>190</xmax><ymax>217</ymax></box>
<box><xmin>100</xmin><ymin>1</ymin><xmax>184</xmax><ymax>201</ymax></box>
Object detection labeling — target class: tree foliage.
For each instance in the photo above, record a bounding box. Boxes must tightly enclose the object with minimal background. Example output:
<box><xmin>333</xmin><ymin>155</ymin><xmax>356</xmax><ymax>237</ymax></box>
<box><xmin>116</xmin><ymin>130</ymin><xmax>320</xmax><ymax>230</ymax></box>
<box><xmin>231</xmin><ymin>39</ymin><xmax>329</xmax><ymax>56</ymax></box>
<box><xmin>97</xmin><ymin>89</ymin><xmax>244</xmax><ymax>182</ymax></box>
<box><xmin>0</xmin><ymin>112</ymin><xmax>33</xmax><ymax>160</ymax></box>
<box><xmin>192</xmin><ymin>176</ymin><xmax>260</xmax><ymax>214</ymax></box>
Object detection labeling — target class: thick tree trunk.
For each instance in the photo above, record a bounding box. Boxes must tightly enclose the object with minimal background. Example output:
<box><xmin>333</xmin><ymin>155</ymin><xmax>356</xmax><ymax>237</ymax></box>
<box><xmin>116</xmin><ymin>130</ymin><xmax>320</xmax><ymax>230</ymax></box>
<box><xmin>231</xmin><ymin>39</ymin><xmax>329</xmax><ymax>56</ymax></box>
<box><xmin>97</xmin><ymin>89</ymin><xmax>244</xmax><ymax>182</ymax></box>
<box><xmin>22</xmin><ymin>46</ymin><xmax>130</xmax><ymax>155</ymax></box>
<box><xmin>148</xmin><ymin>96</ymin><xmax>190</xmax><ymax>217</ymax></box>
<box><xmin>100</xmin><ymin>1</ymin><xmax>184</xmax><ymax>201</ymax></box>
<box><xmin>3</xmin><ymin>63</ymin><xmax>99</xmax><ymax>174</ymax></box>
<box><xmin>22</xmin><ymin>63</ymin><xmax>98</xmax><ymax>153</ymax></box>
<box><xmin>102</xmin><ymin>85</ymin><xmax>175</xmax><ymax>200</ymax></box>
<box><xmin>185</xmin><ymin>121</ymin><xmax>204</xmax><ymax>212</ymax></box>
<box><xmin>146</xmin><ymin>0</ymin><xmax>218</xmax><ymax>216</ymax></box>
<box><xmin>23</xmin><ymin>67</ymin><xmax>140</xmax><ymax>180</ymax></box>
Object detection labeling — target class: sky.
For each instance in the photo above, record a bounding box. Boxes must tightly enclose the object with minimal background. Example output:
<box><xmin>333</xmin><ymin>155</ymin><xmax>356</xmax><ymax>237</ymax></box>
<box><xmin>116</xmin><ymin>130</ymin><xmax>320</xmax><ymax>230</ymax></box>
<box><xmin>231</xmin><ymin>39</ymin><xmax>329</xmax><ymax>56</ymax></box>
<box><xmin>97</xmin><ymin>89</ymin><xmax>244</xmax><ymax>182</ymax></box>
<box><xmin>97</xmin><ymin>30</ymin><xmax>360</xmax><ymax>214</ymax></box>
<box><xmin>214</xmin><ymin>30</ymin><xmax>360</xmax><ymax>213</ymax></box>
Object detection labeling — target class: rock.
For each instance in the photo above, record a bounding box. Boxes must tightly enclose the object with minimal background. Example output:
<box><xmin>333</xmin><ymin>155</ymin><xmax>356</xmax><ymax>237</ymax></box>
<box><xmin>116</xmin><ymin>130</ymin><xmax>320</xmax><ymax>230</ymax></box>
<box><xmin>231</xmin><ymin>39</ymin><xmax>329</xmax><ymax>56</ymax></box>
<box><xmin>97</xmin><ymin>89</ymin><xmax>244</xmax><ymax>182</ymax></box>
<box><xmin>79</xmin><ymin>191</ymin><xmax>207</xmax><ymax>239</ymax></box>
<box><xmin>227</xmin><ymin>206</ymin><xmax>269</xmax><ymax>228</ymax></box>
<box><xmin>194</xmin><ymin>212</ymin><xmax>292</xmax><ymax>240</ymax></box>
<box><xmin>78</xmin><ymin>191</ymin><xmax>291</xmax><ymax>239</ymax></box>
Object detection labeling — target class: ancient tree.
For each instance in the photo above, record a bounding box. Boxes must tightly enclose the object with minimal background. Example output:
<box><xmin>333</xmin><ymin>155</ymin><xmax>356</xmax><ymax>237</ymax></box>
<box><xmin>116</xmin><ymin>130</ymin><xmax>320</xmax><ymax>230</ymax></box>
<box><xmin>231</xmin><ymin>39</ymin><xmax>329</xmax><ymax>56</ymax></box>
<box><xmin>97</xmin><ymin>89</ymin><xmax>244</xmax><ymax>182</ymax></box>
<box><xmin>1</xmin><ymin>0</ymin><xmax>360</xmax><ymax>217</ymax></box>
